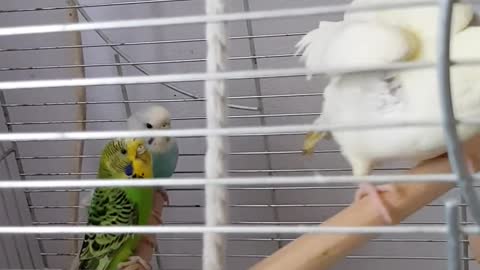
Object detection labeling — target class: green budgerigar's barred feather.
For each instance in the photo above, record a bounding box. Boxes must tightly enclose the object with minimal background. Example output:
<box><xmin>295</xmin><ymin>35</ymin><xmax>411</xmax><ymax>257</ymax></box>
<box><xmin>74</xmin><ymin>139</ymin><xmax>154</xmax><ymax>270</ymax></box>
<box><xmin>79</xmin><ymin>188</ymin><xmax>138</xmax><ymax>270</ymax></box>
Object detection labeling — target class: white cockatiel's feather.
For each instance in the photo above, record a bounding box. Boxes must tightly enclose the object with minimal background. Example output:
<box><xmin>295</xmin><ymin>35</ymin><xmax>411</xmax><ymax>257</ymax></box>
<box><xmin>298</xmin><ymin>1</ymin><xmax>479</xmax><ymax>223</ymax></box>
<box><xmin>345</xmin><ymin>0</ymin><xmax>473</xmax><ymax>35</ymax></box>
<box><xmin>296</xmin><ymin>0</ymin><xmax>474</xmax><ymax>75</ymax></box>
<box><xmin>323</xmin><ymin>25</ymin><xmax>480</xmax><ymax>166</ymax></box>
<box><xmin>296</xmin><ymin>21</ymin><xmax>418</xmax><ymax>75</ymax></box>
<box><xmin>345</xmin><ymin>0</ymin><xmax>473</xmax><ymax>60</ymax></box>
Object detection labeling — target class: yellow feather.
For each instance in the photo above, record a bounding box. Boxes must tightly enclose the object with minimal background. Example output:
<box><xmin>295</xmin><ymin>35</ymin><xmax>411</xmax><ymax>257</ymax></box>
<box><xmin>126</xmin><ymin>138</ymin><xmax>153</xmax><ymax>179</ymax></box>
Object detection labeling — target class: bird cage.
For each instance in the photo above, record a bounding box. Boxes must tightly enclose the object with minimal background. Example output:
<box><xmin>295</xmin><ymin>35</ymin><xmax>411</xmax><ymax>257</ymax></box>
<box><xmin>0</xmin><ymin>0</ymin><xmax>479</xmax><ymax>270</ymax></box>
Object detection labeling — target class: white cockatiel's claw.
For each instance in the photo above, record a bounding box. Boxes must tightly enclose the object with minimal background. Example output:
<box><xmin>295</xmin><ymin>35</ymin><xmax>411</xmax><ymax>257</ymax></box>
<box><xmin>354</xmin><ymin>183</ymin><xmax>398</xmax><ymax>224</ymax></box>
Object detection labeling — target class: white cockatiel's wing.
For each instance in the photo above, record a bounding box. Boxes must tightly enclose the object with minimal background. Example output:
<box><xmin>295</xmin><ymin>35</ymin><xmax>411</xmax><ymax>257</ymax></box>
<box><xmin>295</xmin><ymin>21</ymin><xmax>343</xmax><ymax>65</ymax></box>
<box><xmin>296</xmin><ymin>21</ymin><xmax>418</xmax><ymax>76</ymax></box>
<box><xmin>300</xmin><ymin>0</ymin><xmax>480</xmax><ymax>225</ymax></box>
<box><xmin>297</xmin><ymin>0</ymin><xmax>474</xmax><ymax>76</ymax></box>
<box><xmin>450</xmin><ymin>27</ymin><xmax>480</xmax><ymax>119</ymax></box>
<box><xmin>345</xmin><ymin>0</ymin><xmax>473</xmax><ymax>33</ymax></box>
<box><xmin>343</xmin><ymin>0</ymin><xmax>473</xmax><ymax>61</ymax></box>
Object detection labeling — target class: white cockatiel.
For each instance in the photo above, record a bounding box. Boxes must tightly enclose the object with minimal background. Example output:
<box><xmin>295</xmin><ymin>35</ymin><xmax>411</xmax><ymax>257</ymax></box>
<box><xmin>298</xmin><ymin>0</ymin><xmax>480</xmax><ymax>223</ymax></box>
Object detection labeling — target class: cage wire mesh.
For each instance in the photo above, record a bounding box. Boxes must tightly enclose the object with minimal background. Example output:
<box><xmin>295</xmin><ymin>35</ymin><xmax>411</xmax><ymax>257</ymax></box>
<box><xmin>0</xmin><ymin>0</ymin><xmax>479</xmax><ymax>269</ymax></box>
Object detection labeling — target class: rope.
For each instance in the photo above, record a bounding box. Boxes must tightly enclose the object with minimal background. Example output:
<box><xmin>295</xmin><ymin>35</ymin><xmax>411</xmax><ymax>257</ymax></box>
<box><xmin>203</xmin><ymin>0</ymin><xmax>229</xmax><ymax>269</ymax></box>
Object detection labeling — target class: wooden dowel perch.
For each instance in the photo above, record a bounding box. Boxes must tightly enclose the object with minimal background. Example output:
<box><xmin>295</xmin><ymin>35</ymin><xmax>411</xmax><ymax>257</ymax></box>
<box><xmin>66</xmin><ymin>0</ymin><xmax>87</xmax><ymax>256</ymax></box>
<box><xmin>251</xmin><ymin>135</ymin><xmax>480</xmax><ymax>270</ymax></box>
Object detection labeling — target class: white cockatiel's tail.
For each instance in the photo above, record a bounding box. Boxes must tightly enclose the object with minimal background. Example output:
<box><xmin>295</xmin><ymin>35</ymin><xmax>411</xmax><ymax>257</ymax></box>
<box><xmin>298</xmin><ymin>1</ymin><xmax>480</xmax><ymax>223</ymax></box>
<box><xmin>345</xmin><ymin>0</ymin><xmax>473</xmax><ymax>35</ymax></box>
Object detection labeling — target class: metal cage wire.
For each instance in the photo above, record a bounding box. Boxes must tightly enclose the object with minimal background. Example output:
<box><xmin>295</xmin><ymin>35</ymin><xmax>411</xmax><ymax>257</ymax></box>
<box><xmin>0</xmin><ymin>0</ymin><xmax>479</xmax><ymax>269</ymax></box>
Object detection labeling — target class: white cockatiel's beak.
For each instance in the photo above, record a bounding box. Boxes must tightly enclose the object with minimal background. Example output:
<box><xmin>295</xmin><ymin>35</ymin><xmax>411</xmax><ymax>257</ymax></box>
<box><xmin>302</xmin><ymin>131</ymin><xmax>323</xmax><ymax>156</ymax></box>
<box><xmin>303</xmin><ymin>117</ymin><xmax>331</xmax><ymax>156</ymax></box>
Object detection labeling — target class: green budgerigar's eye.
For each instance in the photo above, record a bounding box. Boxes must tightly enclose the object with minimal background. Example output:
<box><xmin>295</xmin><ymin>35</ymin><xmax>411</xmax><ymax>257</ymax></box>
<box><xmin>121</xmin><ymin>149</ymin><xmax>127</xmax><ymax>155</ymax></box>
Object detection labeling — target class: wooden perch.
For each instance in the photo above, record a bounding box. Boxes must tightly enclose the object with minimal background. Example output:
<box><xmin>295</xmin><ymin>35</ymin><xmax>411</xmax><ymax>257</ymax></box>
<box><xmin>251</xmin><ymin>135</ymin><xmax>480</xmax><ymax>270</ymax></box>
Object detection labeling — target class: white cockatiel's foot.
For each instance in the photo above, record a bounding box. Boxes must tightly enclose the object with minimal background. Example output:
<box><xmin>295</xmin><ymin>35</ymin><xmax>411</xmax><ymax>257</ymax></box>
<box><xmin>117</xmin><ymin>256</ymin><xmax>151</xmax><ymax>270</ymax></box>
<box><xmin>354</xmin><ymin>183</ymin><xmax>396</xmax><ymax>224</ymax></box>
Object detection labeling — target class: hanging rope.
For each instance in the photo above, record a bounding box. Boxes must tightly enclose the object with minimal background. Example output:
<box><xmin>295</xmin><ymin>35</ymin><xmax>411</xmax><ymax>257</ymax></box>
<box><xmin>203</xmin><ymin>0</ymin><xmax>230</xmax><ymax>269</ymax></box>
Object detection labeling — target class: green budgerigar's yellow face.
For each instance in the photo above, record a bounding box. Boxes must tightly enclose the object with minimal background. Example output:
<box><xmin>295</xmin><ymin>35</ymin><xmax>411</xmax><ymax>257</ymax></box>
<box><xmin>98</xmin><ymin>138</ymin><xmax>152</xmax><ymax>179</ymax></box>
<box><xmin>125</xmin><ymin>138</ymin><xmax>153</xmax><ymax>179</ymax></box>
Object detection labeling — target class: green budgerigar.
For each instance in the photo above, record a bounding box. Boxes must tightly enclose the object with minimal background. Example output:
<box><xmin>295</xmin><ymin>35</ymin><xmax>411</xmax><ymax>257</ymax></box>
<box><xmin>76</xmin><ymin>138</ymin><xmax>154</xmax><ymax>270</ymax></box>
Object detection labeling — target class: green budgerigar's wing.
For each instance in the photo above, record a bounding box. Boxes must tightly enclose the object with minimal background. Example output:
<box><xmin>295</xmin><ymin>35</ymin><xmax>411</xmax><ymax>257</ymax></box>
<box><xmin>78</xmin><ymin>187</ymin><xmax>138</xmax><ymax>270</ymax></box>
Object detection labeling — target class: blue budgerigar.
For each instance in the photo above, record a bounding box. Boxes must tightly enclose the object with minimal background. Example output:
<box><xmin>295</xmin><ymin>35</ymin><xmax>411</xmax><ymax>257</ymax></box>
<box><xmin>127</xmin><ymin>105</ymin><xmax>179</xmax><ymax>203</ymax></box>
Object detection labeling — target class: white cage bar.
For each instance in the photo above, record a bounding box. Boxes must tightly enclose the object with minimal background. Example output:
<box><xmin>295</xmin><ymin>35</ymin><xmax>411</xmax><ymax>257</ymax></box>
<box><xmin>0</xmin><ymin>0</ymin><xmax>478</xmax><ymax>269</ymax></box>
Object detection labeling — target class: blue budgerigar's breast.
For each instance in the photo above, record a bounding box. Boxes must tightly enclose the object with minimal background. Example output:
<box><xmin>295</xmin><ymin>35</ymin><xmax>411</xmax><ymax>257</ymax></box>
<box><xmin>152</xmin><ymin>142</ymin><xmax>179</xmax><ymax>178</ymax></box>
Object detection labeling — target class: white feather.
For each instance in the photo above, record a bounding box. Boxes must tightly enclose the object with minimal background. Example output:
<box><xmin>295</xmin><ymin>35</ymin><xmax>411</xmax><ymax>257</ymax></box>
<box><xmin>345</xmin><ymin>0</ymin><xmax>473</xmax><ymax>36</ymax></box>
<box><xmin>127</xmin><ymin>105</ymin><xmax>175</xmax><ymax>154</ymax></box>
<box><xmin>300</xmin><ymin>1</ymin><xmax>480</xmax><ymax>175</ymax></box>
<box><xmin>296</xmin><ymin>21</ymin><xmax>418</xmax><ymax>75</ymax></box>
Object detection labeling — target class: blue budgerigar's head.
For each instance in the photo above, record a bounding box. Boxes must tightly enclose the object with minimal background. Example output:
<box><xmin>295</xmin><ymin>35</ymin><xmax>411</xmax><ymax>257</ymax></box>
<box><xmin>127</xmin><ymin>105</ymin><xmax>175</xmax><ymax>154</ymax></box>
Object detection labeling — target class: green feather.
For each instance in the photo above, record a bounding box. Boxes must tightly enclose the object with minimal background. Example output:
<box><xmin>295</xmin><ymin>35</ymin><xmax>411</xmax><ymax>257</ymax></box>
<box><xmin>97</xmin><ymin>140</ymin><xmax>130</xmax><ymax>179</ymax></box>
<box><xmin>78</xmin><ymin>139</ymin><xmax>154</xmax><ymax>270</ymax></box>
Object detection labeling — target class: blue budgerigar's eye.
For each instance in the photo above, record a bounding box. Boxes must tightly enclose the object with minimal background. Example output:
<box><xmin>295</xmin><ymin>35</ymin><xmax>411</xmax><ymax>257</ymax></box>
<box><xmin>146</xmin><ymin>123</ymin><xmax>153</xmax><ymax>129</ymax></box>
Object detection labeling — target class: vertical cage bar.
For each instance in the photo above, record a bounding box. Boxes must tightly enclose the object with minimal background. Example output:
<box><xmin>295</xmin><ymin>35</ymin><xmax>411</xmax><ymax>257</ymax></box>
<box><xmin>114</xmin><ymin>54</ymin><xmax>132</xmax><ymax>118</ymax></box>
<box><xmin>242</xmin><ymin>0</ymin><xmax>283</xmax><ymax>250</ymax></box>
<box><xmin>0</xmin><ymin>144</ymin><xmax>15</xmax><ymax>268</ymax></box>
<box><xmin>0</xmin><ymin>190</ymin><xmax>20</xmax><ymax>268</ymax></box>
<box><xmin>437</xmin><ymin>0</ymin><xmax>480</xmax><ymax>223</ymax></box>
<box><xmin>202</xmin><ymin>0</ymin><xmax>230</xmax><ymax>269</ymax></box>
<box><xmin>446</xmin><ymin>199</ymin><xmax>461</xmax><ymax>270</ymax></box>
<box><xmin>0</xmin><ymin>91</ymin><xmax>44</xmax><ymax>268</ymax></box>
<box><xmin>71</xmin><ymin>0</ymin><xmax>258</xmax><ymax>112</ymax></box>
<box><xmin>460</xmin><ymin>197</ymin><xmax>470</xmax><ymax>270</ymax></box>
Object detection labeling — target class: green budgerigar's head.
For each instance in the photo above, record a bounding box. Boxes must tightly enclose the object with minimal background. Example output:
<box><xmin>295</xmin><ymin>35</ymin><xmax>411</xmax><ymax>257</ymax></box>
<box><xmin>98</xmin><ymin>138</ymin><xmax>151</xmax><ymax>179</ymax></box>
